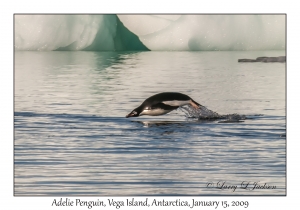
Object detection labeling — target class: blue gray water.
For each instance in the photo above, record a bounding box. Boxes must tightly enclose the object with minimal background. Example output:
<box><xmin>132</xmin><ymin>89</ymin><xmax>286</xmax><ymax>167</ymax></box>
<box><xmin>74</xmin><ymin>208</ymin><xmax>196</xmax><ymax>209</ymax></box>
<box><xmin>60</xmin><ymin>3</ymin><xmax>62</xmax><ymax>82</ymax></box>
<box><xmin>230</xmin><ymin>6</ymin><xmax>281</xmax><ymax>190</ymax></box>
<box><xmin>14</xmin><ymin>51</ymin><xmax>285</xmax><ymax>196</ymax></box>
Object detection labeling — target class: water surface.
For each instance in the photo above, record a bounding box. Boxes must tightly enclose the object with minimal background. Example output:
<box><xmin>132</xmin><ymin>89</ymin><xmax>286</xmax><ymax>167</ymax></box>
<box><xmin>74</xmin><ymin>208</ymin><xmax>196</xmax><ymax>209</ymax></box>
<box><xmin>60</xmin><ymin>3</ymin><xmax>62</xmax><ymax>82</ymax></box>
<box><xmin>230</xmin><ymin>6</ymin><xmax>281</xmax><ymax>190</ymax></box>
<box><xmin>14</xmin><ymin>51</ymin><xmax>286</xmax><ymax>195</ymax></box>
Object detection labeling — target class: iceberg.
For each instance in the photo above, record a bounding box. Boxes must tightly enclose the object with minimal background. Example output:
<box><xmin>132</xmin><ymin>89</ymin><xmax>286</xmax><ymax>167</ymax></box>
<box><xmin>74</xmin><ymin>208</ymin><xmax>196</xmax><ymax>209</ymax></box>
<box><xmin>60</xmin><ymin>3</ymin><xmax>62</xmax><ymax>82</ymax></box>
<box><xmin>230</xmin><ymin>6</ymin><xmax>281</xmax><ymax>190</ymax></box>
<box><xmin>14</xmin><ymin>14</ymin><xmax>285</xmax><ymax>51</ymax></box>
<box><xmin>14</xmin><ymin>15</ymin><xmax>148</xmax><ymax>51</ymax></box>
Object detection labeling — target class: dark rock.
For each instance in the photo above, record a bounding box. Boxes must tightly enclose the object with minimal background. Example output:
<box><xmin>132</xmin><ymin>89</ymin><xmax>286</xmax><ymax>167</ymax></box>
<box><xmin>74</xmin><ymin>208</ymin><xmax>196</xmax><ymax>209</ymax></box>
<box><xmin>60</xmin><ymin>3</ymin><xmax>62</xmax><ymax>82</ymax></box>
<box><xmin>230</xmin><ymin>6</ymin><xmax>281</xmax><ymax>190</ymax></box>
<box><xmin>256</xmin><ymin>57</ymin><xmax>269</xmax><ymax>61</ymax></box>
<box><xmin>238</xmin><ymin>56</ymin><xmax>286</xmax><ymax>63</ymax></box>
<box><xmin>238</xmin><ymin>59</ymin><xmax>257</xmax><ymax>62</ymax></box>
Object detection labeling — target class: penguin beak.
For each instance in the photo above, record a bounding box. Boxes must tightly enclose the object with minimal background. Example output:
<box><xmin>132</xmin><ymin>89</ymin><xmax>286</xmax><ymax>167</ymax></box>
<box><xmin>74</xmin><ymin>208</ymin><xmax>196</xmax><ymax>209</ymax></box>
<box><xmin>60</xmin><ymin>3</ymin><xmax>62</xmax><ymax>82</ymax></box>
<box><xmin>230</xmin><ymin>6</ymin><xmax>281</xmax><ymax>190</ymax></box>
<box><xmin>126</xmin><ymin>112</ymin><xmax>134</xmax><ymax>118</ymax></box>
<box><xmin>126</xmin><ymin>110</ymin><xmax>138</xmax><ymax>118</ymax></box>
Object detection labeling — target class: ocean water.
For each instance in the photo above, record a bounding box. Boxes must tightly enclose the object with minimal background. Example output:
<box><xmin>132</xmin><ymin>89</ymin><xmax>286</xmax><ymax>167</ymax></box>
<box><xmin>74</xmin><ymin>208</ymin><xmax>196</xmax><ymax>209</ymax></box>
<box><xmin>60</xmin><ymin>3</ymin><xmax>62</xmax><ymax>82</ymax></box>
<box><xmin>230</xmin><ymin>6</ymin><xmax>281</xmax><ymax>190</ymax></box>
<box><xmin>14</xmin><ymin>51</ymin><xmax>286</xmax><ymax>196</ymax></box>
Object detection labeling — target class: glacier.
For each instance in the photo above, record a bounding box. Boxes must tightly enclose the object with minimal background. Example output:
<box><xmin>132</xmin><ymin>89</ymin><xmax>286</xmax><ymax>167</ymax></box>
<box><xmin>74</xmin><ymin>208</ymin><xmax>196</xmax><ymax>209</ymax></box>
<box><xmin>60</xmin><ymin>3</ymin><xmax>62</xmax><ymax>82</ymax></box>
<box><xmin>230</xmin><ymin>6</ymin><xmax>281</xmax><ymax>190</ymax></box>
<box><xmin>14</xmin><ymin>14</ymin><xmax>285</xmax><ymax>51</ymax></box>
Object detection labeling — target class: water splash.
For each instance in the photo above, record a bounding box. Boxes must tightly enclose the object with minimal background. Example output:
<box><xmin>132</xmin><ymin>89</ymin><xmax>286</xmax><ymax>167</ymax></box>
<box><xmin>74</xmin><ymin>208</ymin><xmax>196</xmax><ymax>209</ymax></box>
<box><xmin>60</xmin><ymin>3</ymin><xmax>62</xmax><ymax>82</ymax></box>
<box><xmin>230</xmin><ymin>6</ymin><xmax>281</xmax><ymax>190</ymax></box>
<box><xmin>179</xmin><ymin>105</ymin><xmax>247</xmax><ymax>123</ymax></box>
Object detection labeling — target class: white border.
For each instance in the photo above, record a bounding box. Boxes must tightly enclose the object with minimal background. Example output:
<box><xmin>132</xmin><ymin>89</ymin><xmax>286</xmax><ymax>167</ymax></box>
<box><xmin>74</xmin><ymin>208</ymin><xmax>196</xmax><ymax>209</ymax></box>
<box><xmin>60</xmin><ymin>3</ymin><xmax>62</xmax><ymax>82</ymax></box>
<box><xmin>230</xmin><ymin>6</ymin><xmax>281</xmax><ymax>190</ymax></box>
<box><xmin>2</xmin><ymin>0</ymin><xmax>298</xmax><ymax>209</ymax></box>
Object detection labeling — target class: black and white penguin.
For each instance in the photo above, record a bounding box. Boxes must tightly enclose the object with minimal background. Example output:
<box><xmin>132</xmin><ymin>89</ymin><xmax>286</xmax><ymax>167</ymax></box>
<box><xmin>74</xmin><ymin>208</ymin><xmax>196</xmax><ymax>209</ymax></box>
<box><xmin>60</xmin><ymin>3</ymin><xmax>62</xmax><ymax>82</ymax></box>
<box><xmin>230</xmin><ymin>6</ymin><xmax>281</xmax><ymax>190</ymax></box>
<box><xmin>126</xmin><ymin>92</ymin><xmax>202</xmax><ymax>118</ymax></box>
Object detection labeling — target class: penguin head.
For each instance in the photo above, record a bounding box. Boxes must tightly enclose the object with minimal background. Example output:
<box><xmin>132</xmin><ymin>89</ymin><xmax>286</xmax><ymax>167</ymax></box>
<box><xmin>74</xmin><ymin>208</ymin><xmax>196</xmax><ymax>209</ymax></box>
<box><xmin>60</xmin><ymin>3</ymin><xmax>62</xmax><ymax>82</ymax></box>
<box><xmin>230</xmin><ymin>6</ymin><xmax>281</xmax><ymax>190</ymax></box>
<box><xmin>126</xmin><ymin>107</ymin><xmax>142</xmax><ymax>118</ymax></box>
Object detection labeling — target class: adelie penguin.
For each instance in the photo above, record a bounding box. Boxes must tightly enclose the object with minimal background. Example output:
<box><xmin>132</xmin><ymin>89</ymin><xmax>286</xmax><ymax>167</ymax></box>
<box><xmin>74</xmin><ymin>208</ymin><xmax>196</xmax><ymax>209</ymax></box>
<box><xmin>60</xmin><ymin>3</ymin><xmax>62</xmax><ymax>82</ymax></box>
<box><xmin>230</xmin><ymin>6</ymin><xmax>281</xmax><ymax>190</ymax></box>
<box><xmin>126</xmin><ymin>92</ymin><xmax>202</xmax><ymax>118</ymax></box>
